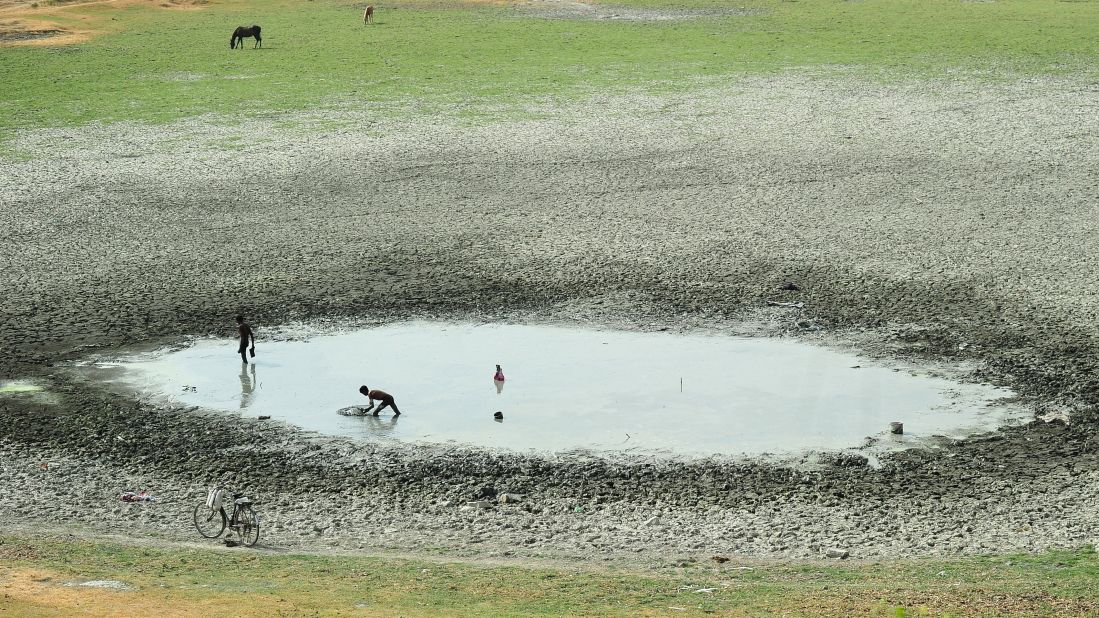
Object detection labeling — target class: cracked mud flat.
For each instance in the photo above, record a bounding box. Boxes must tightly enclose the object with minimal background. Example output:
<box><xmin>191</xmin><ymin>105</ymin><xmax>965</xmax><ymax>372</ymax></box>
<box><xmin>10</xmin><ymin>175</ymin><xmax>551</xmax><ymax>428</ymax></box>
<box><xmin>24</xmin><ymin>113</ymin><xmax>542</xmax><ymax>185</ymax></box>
<box><xmin>510</xmin><ymin>0</ymin><xmax>766</xmax><ymax>22</ymax></box>
<box><xmin>3</xmin><ymin>73</ymin><xmax>1099</xmax><ymax>563</ymax></box>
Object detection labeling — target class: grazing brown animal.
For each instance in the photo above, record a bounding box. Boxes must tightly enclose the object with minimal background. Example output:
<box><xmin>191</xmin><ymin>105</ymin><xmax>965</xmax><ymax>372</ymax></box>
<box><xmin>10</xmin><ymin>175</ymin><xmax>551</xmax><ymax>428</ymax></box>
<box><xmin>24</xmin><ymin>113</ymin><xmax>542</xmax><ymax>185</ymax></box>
<box><xmin>363</xmin><ymin>5</ymin><xmax>375</xmax><ymax>23</ymax></box>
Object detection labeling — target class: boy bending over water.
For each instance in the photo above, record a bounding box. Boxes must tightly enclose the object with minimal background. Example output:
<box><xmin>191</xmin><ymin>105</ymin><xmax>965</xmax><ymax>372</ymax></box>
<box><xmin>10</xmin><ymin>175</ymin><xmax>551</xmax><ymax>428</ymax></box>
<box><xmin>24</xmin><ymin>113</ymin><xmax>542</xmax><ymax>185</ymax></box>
<box><xmin>359</xmin><ymin>385</ymin><xmax>401</xmax><ymax>416</ymax></box>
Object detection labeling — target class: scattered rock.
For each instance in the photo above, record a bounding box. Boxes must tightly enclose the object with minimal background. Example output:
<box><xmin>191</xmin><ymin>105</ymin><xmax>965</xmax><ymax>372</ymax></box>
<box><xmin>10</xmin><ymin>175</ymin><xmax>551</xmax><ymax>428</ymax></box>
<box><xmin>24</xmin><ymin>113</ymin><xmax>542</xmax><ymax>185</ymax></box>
<box><xmin>464</xmin><ymin>500</ymin><xmax>494</xmax><ymax>509</ymax></box>
<box><xmin>471</xmin><ymin>486</ymin><xmax>497</xmax><ymax>500</ymax></box>
<box><xmin>890</xmin><ymin>422</ymin><xmax>904</xmax><ymax>435</ymax></box>
<box><xmin>493</xmin><ymin>411</ymin><xmax>503</xmax><ymax>420</ymax></box>
<box><xmin>711</xmin><ymin>555</ymin><xmax>729</xmax><ymax>563</ymax></box>
<box><xmin>778</xmin><ymin>281</ymin><xmax>801</xmax><ymax>291</ymax></box>
<box><xmin>825</xmin><ymin>548</ymin><xmax>849</xmax><ymax>559</ymax></box>
<box><xmin>1038</xmin><ymin>410</ymin><xmax>1070</xmax><ymax>425</ymax></box>
<box><xmin>498</xmin><ymin>492</ymin><xmax>523</xmax><ymax>504</ymax></box>
<box><xmin>820</xmin><ymin>452</ymin><xmax>869</xmax><ymax>468</ymax></box>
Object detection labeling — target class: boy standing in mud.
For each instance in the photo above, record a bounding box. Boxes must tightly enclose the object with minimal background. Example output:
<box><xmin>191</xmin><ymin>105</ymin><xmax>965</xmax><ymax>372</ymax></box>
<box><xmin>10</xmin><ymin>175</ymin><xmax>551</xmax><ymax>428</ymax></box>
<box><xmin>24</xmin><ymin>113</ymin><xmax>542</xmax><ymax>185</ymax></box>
<box><xmin>236</xmin><ymin>315</ymin><xmax>255</xmax><ymax>364</ymax></box>
<box><xmin>359</xmin><ymin>385</ymin><xmax>401</xmax><ymax>416</ymax></box>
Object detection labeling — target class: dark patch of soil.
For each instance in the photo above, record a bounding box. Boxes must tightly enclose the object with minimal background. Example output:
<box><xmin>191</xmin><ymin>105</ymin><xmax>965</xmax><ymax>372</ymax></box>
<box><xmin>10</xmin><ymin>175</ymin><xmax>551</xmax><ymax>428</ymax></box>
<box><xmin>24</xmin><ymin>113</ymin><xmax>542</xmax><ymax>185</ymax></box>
<box><xmin>0</xmin><ymin>28</ymin><xmax>61</xmax><ymax>41</ymax></box>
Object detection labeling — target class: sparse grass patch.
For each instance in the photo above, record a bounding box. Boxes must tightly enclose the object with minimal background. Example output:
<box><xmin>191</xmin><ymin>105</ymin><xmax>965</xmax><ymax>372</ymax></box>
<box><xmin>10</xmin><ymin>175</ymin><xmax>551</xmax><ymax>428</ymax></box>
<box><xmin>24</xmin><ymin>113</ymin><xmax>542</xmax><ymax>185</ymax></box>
<box><xmin>1</xmin><ymin>537</ymin><xmax>1098</xmax><ymax>616</ymax></box>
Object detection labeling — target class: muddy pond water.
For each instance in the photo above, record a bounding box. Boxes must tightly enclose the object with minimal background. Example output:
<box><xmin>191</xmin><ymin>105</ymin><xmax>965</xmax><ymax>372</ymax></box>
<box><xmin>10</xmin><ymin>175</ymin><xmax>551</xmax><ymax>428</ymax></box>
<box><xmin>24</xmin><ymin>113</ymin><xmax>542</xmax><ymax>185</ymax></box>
<box><xmin>86</xmin><ymin>322</ymin><xmax>1023</xmax><ymax>457</ymax></box>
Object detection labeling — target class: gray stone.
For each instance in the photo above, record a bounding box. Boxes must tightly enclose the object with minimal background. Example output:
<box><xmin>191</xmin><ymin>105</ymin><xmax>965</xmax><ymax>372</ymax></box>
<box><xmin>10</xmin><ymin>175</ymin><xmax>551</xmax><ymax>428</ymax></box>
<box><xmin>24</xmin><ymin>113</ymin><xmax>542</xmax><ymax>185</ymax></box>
<box><xmin>471</xmin><ymin>486</ymin><xmax>497</xmax><ymax>500</ymax></box>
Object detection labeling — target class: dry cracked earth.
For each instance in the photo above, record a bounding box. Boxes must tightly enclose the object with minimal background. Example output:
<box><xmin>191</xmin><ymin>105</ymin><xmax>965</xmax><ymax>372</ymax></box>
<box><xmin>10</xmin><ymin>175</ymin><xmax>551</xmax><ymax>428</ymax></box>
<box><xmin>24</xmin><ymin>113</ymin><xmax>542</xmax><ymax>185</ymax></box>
<box><xmin>2</xmin><ymin>73</ymin><xmax>1099</xmax><ymax>566</ymax></box>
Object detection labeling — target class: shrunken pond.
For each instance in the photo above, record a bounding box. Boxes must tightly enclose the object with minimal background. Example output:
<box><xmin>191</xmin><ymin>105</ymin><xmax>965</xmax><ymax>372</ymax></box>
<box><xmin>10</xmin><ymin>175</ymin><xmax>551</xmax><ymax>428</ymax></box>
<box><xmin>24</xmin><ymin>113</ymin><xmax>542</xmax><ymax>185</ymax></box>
<box><xmin>85</xmin><ymin>322</ymin><xmax>1023</xmax><ymax>457</ymax></box>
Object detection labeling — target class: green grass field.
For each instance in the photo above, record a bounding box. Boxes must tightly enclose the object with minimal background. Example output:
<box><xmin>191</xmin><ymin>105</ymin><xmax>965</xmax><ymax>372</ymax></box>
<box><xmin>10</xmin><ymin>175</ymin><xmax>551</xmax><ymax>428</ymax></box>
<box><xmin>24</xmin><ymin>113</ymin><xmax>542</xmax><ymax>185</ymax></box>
<box><xmin>1</xmin><ymin>0</ymin><xmax>1097</xmax><ymax>142</ymax></box>
<box><xmin>2</xmin><ymin>537</ymin><xmax>1099</xmax><ymax>616</ymax></box>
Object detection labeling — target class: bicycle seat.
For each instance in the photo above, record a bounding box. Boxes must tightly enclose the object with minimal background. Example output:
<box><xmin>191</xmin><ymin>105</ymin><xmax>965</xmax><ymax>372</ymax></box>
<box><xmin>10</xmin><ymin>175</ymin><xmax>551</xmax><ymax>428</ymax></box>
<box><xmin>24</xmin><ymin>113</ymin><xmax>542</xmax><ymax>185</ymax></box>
<box><xmin>234</xmin><ymin>497</ymin><xmax>252</xmax><ymax>505</ymax></box>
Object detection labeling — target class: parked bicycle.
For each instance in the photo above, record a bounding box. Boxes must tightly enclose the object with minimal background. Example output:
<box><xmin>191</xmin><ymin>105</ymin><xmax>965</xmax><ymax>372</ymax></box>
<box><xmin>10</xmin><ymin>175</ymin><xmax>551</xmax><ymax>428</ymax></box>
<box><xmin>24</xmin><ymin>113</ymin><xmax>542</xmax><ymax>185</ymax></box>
<box><xmin>194</xmin><ymin>485</ymin><xmax>260</xmax><ymax>547</ymax></box>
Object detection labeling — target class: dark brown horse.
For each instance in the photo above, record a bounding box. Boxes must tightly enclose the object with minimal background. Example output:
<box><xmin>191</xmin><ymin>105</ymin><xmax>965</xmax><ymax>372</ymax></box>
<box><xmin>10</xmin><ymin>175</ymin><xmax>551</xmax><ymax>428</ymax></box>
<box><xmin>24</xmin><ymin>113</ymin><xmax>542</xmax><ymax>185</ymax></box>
<box><xmin>363</xmin><ymin>5</ymin><xmax>374</xmax><ymax>23</ymax></box>
<box><xmin>230</xmin><ymin>25</ymin><xmax>262</xmax><ymax>49</ymax></box>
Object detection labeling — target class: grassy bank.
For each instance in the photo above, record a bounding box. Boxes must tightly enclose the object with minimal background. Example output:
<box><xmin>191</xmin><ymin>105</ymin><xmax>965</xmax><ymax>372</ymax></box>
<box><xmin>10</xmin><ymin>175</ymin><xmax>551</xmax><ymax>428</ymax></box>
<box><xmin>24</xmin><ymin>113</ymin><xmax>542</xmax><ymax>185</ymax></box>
<box><xmin>1</xmin><ymin>536</ymin><xmax>1098</xmax><ymax>616</ymax></box>
<box><xmin>0</xmin><ymin>0</ymin><xmax>1097</xmax><ymax>140</ymax></box>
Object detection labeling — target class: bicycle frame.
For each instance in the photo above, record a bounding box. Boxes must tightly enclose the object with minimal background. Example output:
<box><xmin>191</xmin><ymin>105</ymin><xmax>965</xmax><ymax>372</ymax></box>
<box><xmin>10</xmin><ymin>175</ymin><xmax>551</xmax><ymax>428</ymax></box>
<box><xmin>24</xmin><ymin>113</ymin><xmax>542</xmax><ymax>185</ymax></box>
<box><xmin>197</xmin><ymin>485</ymin><xmax>259</xmax><ymax>546</ymax></box>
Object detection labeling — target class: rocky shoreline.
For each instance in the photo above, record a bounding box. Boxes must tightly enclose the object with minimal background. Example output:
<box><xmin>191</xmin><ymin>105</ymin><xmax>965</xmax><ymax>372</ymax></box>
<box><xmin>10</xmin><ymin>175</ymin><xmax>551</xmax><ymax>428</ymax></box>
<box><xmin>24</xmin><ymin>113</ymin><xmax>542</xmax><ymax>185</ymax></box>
<box><xmin>3</xmin><ymin>73</ymin><xmax>1099</xmax><ymax>562</ymax></box>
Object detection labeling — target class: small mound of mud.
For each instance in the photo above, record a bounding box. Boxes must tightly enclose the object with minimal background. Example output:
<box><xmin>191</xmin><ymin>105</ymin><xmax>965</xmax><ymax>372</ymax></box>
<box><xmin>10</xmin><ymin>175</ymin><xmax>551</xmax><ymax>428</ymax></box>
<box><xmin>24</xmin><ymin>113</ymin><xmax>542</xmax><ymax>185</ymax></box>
<box><xmin>513</xmin><ymin>0</ymin><xmax>766</xmax><ymax>21</ymax></box>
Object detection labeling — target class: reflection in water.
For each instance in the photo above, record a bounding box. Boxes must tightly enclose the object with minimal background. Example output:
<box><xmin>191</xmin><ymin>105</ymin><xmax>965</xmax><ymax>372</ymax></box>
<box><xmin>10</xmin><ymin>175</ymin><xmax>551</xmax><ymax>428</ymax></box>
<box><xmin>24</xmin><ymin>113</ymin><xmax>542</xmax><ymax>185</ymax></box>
<box><xmin>494</xmin><ymin>379</ymin><xmax>504</xmax><ymax>395</ymax></box>
<box><xmin>363</xmin><ymin>414</ymin><xmax>399</xmax><ymax>434</ymax></box>
<box><xmin>239</xmin><ymin>363</ymin><xmax>256</xmax><ymax>409</ymax></box>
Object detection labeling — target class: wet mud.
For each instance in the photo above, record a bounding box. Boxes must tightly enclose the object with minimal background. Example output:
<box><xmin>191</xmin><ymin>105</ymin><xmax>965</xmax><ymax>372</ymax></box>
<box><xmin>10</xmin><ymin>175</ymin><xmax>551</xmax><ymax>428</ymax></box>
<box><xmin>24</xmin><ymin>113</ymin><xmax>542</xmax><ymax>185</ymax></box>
<box><xmin>2</xmin><ymin>74</ymin><xmax>1099</xmax><ymax>561</ymax></box>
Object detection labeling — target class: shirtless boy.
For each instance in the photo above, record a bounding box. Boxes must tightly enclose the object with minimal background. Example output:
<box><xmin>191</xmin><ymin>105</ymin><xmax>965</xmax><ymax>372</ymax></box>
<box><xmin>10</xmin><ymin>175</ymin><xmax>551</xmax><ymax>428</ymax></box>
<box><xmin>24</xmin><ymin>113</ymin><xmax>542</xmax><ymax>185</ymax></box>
<box><xmin>359</xmin><ymin>385</ymin><xmax>401</xmax><ymax>416</ymax></box>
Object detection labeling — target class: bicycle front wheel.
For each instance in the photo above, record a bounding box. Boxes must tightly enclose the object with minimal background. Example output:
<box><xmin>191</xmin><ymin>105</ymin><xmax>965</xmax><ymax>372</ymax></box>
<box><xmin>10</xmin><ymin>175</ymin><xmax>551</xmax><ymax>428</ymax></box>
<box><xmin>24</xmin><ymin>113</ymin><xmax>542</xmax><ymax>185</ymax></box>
<box><xmin>236</xmin><ymin>504</ymin><xmax>260</xmax><ymax>547</ymax></box>
<box><xmin>193</xmin><ymin>504</ymin><xmax>226</xmax><ymax>538</ymax></box>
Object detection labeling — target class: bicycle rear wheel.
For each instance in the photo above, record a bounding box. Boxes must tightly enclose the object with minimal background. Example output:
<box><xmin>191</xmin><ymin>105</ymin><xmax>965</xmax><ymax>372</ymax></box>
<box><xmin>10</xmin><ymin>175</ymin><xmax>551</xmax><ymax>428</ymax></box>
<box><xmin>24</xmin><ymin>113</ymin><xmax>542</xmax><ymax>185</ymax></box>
<box><xmin>193</xmin><ymin>504</ymin><xmax>226</xmax><ymax>538</ymax></box>
<box><xmin>236</xmin><ymin>504</ymin><xmax>260</xmax><ymax>547</ymax></box>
